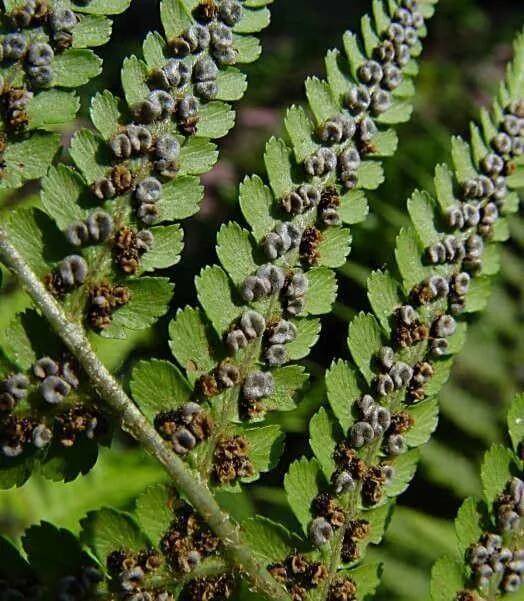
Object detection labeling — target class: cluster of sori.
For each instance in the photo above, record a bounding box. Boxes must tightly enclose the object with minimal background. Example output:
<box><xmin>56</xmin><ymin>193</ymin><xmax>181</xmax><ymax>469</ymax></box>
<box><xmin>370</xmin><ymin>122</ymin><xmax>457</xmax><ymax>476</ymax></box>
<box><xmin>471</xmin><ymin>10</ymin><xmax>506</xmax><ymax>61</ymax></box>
<box><xmin>495</xmin><ymin>476</ymin><xmax>524</xmax><ymax>532</ymax></box>
<box><xmin>212</xmin><ymin>434</ymin><xmax>254</xmax><ymax>484</ymax></box>
<box><xmin>426</xmin><ymin>99</ymin><xmax>523</xmax><ymax>304</ymax></box>
<box><xmin>0</xmin><ymin>1</ymin><xmax>75</xmax><ymax>89</ymax></box>
<box><xmin>86</xmin><ymin>281</ymin><xmax>131</xmax><ymax>330</ymax></box>
<box><xmin>53</xmin><ymin>565</ymin><xmax>103</xmax><ymax>601</ymax></box>
<box><xmin>465</xmin><ymin>533</ymin><xmax>522</xmax><ymax>594</ymax></box>
<box><xmin>304</xmin><ymin>0</ymin><xmax>424</xmax><ymax>185</ymax></box>
<box><xmin>0</xmin><ymin>574</ymin><xmax>41</xmax><ymax>600</ymax></box>
<box><xmin>106</xmin><ymin>548</ymin><xmax>173</xmax><ymax>601</ymax></box>
<box><xmin>0</xmin><ymin>86</ymin><xmax>34</xmax><ymax>133</ymax></box>
<box><xmin>183</xmin><ymin>575</ymin><xmax>234</xmax><ymax>601</ymax></box>
<box><xmin>182</xmin><ymin>1</ymin><xmax>431</xmax><ymax>441</ymax></box>
<box><xmin>268</xmin><ymin>553</ymin><xmax>328</xmax><ymax>601</ymax></box>
<box><xmin>159</xmin><ymin>503</ymin><xmax>220</xmax><ymax>573</ymax></box>
<box><xmin>154</xmin><ymin>402</ymin><xmax>214</xmax><ymax>456</ymax></box>
<box><xmin>260</xmin><ymin>0</ymin><xmax>428</xmax><ymax>266</ymax></box>
<box><xmin>0</xmin><ymin>355</ymin><xmax>106</xmax><ymax>459</ymax></box>
<box><xmin>302</xmin><ymin>94</ymin><xmax>522</xmax><ymax>582</ymax></box>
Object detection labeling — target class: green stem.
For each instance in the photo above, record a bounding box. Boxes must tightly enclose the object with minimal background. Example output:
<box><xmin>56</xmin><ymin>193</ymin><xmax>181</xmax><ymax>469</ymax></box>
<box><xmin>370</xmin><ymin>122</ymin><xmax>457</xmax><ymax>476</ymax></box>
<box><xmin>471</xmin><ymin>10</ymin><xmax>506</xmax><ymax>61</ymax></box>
<box><xmin>0</xmin><ymin>227</ymin><xmax>290</xmax><ymax>601</ymax></box>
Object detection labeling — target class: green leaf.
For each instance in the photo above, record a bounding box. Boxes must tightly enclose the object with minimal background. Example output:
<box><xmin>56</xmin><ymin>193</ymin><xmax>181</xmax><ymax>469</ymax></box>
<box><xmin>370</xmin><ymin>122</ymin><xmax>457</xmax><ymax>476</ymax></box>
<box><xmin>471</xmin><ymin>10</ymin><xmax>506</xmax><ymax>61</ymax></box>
<box><xmin>73</xmin><ymin>0</ymin><xmax>131</xmax><ymax>15</ymax></box>
<box><xmin>139</xmin><ymin>224</ymin><xmax>184</xmax><ymax>272</ymax></box>
<box><xmin>407</xmin><ymin>190</ymin><xmax>439</xmax><ymax>247</ymax></box>
<box><xmin>376</xmin><ymin>99</ymin><xmax>413</xmax><ymax>125</ymax></box>
<box><xmin>179</xmin><ymin>137</ymin><xmax>218</xmax><ymax>174</ymax></box>
<box><xmin>73</xmin><ymin>14</ymin><xmax>112</xmax><ymax>48</ymax></box>
<box><xmin>455</xmin><ymin>497</ymin><xmax>483</xmax><ymax>556</ymax></box>
<box><xmin>264</xmin><ymin>137</ymin><xmax>293</xmax><ymax>199</ymax></box>
<box><xmin>309</xmin><ymin>408</ymin><xmax>337</xmax><ymax>479</ymax></box>
<box><xmin>121</xmin><ymin>55</ymin><xmax>150</xmax><ymax>107</ymax></box>
<box><xmin>100</xmin><ymin>277</ymin><xmax>173</xmax><ymax>339</ymax></box>
<box><xmin>1</xmin><ymin>315</ymin><xmax>37</xmax><ymax>371</ymax></box>
<box><xmin>81</xmin><ymin>508</ymin><xmax>149</xmax><ymax>563</ymax></box>
<box><xmin>216</xmin><ymin>67</ymin><xmax>247</xmax><ymax>101</ymax></box>
<box><xmin>351</xmin><ymin>562</ymin><xmax>383</xmax><ymax>600</ymax></box>
<box><xmin>385</xmin><ymin>449</ymin><xmax>420</xmax><ymax>497</ymax></box>
<box><xmin>241</xmin><ymin>517</ymin><xmax>295</xmax><ymax>563</ymax></box>
<box><xmin>434</xmin><ymin>164</ymin><xmax>457</xmax><ymax>212</ymax></box>
<box><xmin>365</xmin><ymin>501</ymin><xmax>392</xmax><ymax>544</ymax></box>
<box><xmin>284</xmin><ymin>457</ymin><xmax>323</xmax><ymax>534</ymax></box>
<box><xmin>2</xmin><ymin>208</ymin><xmax>48</xmax><ymax>276</ymax></box>
<box><xmin>197</xmin><ymin>101</ymin><xmax>236</xmax><ymax>139</ymax></box>
<box><xmin>135</xmin><ymin>484</ymin><xmax>174</xmax><ymax>546</ymax></box>
<box><xmin>369</xmin><ymin>128</ymin><xmax>399</xmax><ymax>157</ymax></box>
<box><xmin>480</xmin><ymin>444</ymin><xmax>515</xmax><ymax>506</ymax></box>
<box><xmin>305</xmin><ymin>77</ymin><xmax>339</xmax><ymax>124</ymax></box>
<box><xmin>317</xmin><ymin>226</ymin><xmax>352</xmax><ymax>268</ymax></box>
<box><xmin>303</xmin><ymin>267</ymin><xmax>337</xmax><ymax>316</ymax></box>
<box><xmin>196</xmin><ymin>265</ymin><xmax>241</xmax><ymax>335</ymax></box>
<box><xmin>464</xmin><ymin>276</ymin><xmax>492</xmax><ymax>313</ymax></box>
<box><xmin>372</xmin><ymin>0</ymin><xmax>390</xmax><ymax>34</ymax></box>
<box><xmin>90</xmin><ymin>90</ymin><xmax>121</xmax><ymax>140</ymax></box>
<box><xmin>142</xmin><ymin>31</ymin><xmax>167</xmax><ymax>70</ymax></box>
<box><xmin>169</xmin><ymin>307</ymin><xmax>217</xmax><ymax>382</ymax></box>
<box><xmin>53</xmin><ymin>49</ymin><xmax>102</xmax><ymax>87</ymax></box>
<box><xmin>429</xmin><ymin>555</ymin><xmax>465</xmax><ymax>601</ymax></box>
<box><xmin>0</xmin><ymin>537</ymin><xmax>32</xmax><ymax>579</ymax></box>
<box><xmin>234</xmin><ymin>34</ymin><xmax>262</xmax><ymax>64</ymax></box>
<box><xmin>160</xmin><ymin>0</ymin><xmax>193</xmax><ymax>39</ymax></box>
<box><xmin>41</xmin><ymin>165</ymin><xmax>88</xmax><ymax>230</ymax></box>
<box><xmin>233</xmin><ymin>6</ymin><xmax>270</xmax><ymax>33</ymax></box>
<box><xmin>157</xmin><ymin>175</ymin><xmax>203</xmax><ymax>221</ymax></box>
<box><xmin>286</xmin><ymin>317</ymin><xmax>321</xmax><ymax>360</ymax></box>
<box><xmin>0</xmin><ymin>454</ymin><xmax>35</xmax><ymax>490</ymax></box>
<box><xmin>266</xmin><ymin>365</ymin><xmax>308</xmax><ymax>412</ymax></box>
<box><xmin>507</xmin><ymin>393</ymin><xmax>524</xmax><ymax>455</ymax></box>
<box><xmin>357</xmin><ymin>161</ymin><xmax>385</xmax><ymax>190</ymax></box>
<box><xmin>285</xmin><ymin>106</ymin><xmax>317</xmax><ymax>164</ymax></box>
<box><xmin>23</xmin><ymin>523</ymin><xmax>86</xmax><ymax>585</ymax></box>
<box><xmin>361</xmin><ymin>14</ymin><xmax>380</xmax><ymax>57</ymax></box>
<box><xmin>348</xmin><ymin>312</ymin><xmax>383</xmax><ymax>384</ymax></box>
<box><xmin>69</xmin><ymin>129</ymin><xmax>109</xmax><ymax>183</ymax></box>
<box><xmin>216</xmin><ymin>222</ymin><xmax>258</xmax><ymax>286</ymax></box>
<box><xmin>1</xmin><ymin>133</ymin><xmax>60</xmax><ymax>189</ymax></box>
<box><xmin>367</xmin><ymin>270</ymin><xmax>401</xmax><ymax>334</ymax></box>
<box><xmin>325</xmin><ymin>359</ymin><xmax>360</xmax><ymax>432</ymax></box>
<box><xmin>395</xmin><ymin>227</ymin><xmax>426</xmax><ymax>293</ymax></box>
<box><xmin>405</xmin><ymin>398</ymin><xmax>439</xmax><ymax>447</ymax></box>
<box><xmin>239</xmin><ymin>175</ymin><xmax>276</xmax><ymax>242</ymax></box>
<box><xmin>451</xmin><ymin>136</ymin><xmax>476</xmax><ymax>182</ymax></box>
<box><xmin>27</xmin><ymin>90</ymin><xmax>79</xmax><ymax>130</ymax></box>
<box><xmin>339</xmin><ymin>189</ymin><xmax>369</xmax><ymax>224</ymax></box>
<box><xmin>130</xmin><ymin>359</ymin><xmax>192</xmax><ymax>420</ymax></box>
<box><xmin>325</xmin><ymin>49</ymin><xmax>351</xmax><ymax>102</ymax></box>
<box><xmin>343</xmin><ymin>31</ymin><xmax>366</xmax><ymax>80</ymax></box>
<box><xmin>244</xmin><ymin>425</ymin><xmax>284</xmax><ymax>476</ymax></box>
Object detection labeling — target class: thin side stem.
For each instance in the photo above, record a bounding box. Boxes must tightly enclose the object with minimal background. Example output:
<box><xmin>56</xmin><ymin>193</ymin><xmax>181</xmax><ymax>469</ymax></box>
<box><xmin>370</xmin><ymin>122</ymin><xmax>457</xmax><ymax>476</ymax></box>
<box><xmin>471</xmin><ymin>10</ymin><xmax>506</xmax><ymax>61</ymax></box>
<box><xmin>0</xmin><ymin>227</ymin><xmax>289</xmax><ymax>601</ymax></box>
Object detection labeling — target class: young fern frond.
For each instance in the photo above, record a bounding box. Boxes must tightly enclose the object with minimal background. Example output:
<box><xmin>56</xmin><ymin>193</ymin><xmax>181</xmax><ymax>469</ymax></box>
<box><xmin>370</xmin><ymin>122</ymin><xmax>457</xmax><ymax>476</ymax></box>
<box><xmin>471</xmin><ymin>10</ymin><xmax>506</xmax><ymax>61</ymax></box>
<box><xmin>0</xmin><ymin>0</ymin><xmax>131</xmax><ymax>189</ymax></box>
<box><xmin>278</xmin><ymin>29</ymin><xmax>523</xmax><ymax>601</ymax></box>
<box><xmin>430</xmin><ymin>393</ymin><xmax>523</xmax><ymax>601</ymax></box>
<box><xmin>0</xmin><ymin>0</ymin><xmax>273</xmax><ymax>485</ymax></box>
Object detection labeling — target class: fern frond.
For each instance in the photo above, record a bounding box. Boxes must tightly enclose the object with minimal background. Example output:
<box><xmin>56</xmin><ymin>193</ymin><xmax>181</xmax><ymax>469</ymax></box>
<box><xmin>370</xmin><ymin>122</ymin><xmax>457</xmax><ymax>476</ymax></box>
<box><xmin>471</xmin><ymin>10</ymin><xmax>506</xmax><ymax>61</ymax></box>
<box><xmin>278</xmin><ymin>27</ymin><xmax>523</xmax><ymax>601</ymax></box>
<box><xmin>0</xmin><ymin>0</ymin><xmax>131</xmax><ymax>189</ymax></box>
<box><xmin>133</xmin><ymin>0</ymin><xmax>439</xmax><ymax>502</ymax></box>
<box><xmin>0</xmin><ymin>0</ymin><xmax>274</xmax><ymax>486</ymax></box>
<box><xmin>430</xmin><ymin>393</ymin><xmax>523</xmax><ymax>601</ymax></box>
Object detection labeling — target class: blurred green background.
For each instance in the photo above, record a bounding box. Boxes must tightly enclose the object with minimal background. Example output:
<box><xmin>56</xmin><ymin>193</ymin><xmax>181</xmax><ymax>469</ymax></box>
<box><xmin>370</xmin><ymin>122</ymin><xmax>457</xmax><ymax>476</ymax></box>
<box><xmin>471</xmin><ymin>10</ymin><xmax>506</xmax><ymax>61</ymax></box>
<box><xmin>1</xmin><ymin>0</ymin><xmax>523</xmax><ymax>599</ymax></box>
